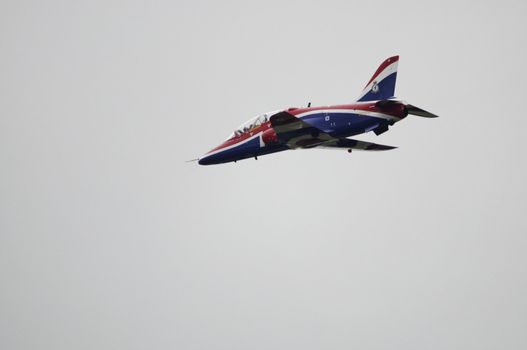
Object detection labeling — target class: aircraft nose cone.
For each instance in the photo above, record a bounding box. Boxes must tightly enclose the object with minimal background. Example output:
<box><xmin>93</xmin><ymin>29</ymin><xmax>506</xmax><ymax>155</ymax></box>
<box><xmin>198</xmin><ymin>156</ymin><xmax>210</xmax><ymax>165</ymax></box>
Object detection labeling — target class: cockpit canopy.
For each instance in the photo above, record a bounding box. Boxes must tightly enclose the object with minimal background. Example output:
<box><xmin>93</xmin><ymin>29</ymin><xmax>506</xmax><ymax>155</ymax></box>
<box><xmin>227</xmin><ymin>109</ymin><xmax>282</xmax><ymax>140</ymax></box>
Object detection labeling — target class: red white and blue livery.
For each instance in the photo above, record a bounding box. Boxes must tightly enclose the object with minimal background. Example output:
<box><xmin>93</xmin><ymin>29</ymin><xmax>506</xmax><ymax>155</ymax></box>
<box><xmin>198</xmin><ymin>56</ymin><xmax>438</xmax><ymax>165</ymax></box>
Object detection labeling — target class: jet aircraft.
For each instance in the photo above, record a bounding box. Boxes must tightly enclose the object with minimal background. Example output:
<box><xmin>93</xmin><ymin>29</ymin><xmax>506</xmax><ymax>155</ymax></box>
<box><xmin>197</xmin><ymin>56</ymin><xmax>437</xmax><ymax>165</ymax></box>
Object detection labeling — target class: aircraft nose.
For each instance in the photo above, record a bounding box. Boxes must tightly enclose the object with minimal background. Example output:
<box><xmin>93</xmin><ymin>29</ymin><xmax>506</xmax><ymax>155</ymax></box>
<box><xmin>198</xmin><ymin>155</ymin><xmax>211</xmax><ymax>165</ymax></box>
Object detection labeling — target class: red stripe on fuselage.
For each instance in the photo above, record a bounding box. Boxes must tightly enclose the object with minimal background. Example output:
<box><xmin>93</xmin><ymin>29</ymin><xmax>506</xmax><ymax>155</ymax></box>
<box><xmin>289</xmin><ymin>102</ymin><xmax>385</xmax><ymax>116</ymax></box>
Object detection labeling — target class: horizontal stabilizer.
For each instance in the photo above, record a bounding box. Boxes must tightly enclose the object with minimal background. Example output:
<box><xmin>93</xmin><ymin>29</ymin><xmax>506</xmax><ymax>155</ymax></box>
<box><xmin>406</xmin><ymin>104</ymin><xmax>439</xmax><ymax>118</ymax></box>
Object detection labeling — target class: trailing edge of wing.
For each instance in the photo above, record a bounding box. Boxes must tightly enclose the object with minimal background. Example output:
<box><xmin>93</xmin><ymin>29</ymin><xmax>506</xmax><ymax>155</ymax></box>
<box><xmin>319</xmin><ymin>138</ymin><xmax>397</xmax><ymax>151</ymax></box>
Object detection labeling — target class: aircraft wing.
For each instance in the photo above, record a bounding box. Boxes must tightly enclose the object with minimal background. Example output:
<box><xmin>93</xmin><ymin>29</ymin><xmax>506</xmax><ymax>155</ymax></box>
<box><xmin>318</xmin><ymin>138</ymin><xmax>397</xmax><ymax>151</ymax></box>
<box><xmin>270</xmin><ymin>111</ymin><xmax>334</xmax><ymax>148</ymax></box>
<box><xmin>269</xmin><ymin>111</ymin><xmax>396</xmax><ymax>151</ymax></box>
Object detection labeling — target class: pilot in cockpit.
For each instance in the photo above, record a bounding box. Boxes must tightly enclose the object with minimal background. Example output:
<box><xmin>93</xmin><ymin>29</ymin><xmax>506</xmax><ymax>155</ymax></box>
<box><xmin>230</xmin><ymin>111</ymin><xmax>277</xmax><ymax>140</ymax></box>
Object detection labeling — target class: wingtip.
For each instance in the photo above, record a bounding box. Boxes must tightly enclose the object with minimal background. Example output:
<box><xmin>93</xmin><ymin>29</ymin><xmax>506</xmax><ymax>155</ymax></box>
<box><xmin>376</xmin><ymin>145</ymin><xmax>398</xmax><ymax>151</ymax></box>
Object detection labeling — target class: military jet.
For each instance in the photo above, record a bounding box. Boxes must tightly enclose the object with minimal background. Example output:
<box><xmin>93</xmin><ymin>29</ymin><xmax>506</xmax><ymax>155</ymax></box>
<box><xmin>197</xmin><ymin>56</ymin><xmax>438</xmax><ymax>165</ymax></box>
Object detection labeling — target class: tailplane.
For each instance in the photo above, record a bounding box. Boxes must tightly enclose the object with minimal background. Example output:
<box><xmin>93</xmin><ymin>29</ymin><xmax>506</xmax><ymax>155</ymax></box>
<box><xmin>405</xmin><ymin>104</ymin><xmax>439</xmax><ymax>118</ymax></box>
<box><xmin>357</xmin><ymin>56</ymin><xmax>398</xmax><ymax>102</ymax></box>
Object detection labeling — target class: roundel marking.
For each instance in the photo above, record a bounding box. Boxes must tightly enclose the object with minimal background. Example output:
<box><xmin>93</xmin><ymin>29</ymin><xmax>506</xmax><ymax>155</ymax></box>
<box><xmin>371</xmin><ymin>81</ymin><xmax>379</xmax><ymax>93</ymax></box>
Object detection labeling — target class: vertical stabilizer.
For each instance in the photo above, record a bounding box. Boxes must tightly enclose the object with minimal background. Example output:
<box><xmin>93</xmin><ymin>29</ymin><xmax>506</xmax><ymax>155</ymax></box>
<box><xmin>357</xmin><ymin>56</ymin><xmax>399</xmax><ymax>102</ymax></box>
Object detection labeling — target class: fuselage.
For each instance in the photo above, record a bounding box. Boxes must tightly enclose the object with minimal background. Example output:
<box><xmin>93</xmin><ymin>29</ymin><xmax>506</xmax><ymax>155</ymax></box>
<box><xmin>198</xmin><ymin>100</ymin><xmax>407</xmax><ymax>165</ymax></box>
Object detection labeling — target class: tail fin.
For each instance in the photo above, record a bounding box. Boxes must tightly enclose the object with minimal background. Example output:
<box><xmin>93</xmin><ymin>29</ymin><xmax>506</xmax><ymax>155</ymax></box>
<box><xmin>357</xmin><ymin>56</ymin><xmax>399</xmax><ymax>102</ymax></box>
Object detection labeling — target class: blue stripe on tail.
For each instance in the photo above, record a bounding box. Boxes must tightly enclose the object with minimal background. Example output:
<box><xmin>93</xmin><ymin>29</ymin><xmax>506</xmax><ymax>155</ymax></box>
<box><xmin>358</xmin><ymin>72</ymin><xmax>397</xmax><ymax>102</ymax></box>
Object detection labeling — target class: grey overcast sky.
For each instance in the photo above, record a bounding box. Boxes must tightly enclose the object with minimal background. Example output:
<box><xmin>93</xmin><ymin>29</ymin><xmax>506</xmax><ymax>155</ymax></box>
<box><xmin>1</xmin><ymin>0</ymin><xmax>527</xmax><ymax>349</ymax></box>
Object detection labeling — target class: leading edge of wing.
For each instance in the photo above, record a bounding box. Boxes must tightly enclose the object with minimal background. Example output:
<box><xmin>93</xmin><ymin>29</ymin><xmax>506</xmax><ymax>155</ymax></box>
<box><xmin>270</xmin><ymin>111</ymin><xmax>333</xmax><ymax>148</ymax></box>
<box><xmin>269</xmin><ymin>111</ymin><xmax>313</xmax><ymax>133</ymax></box>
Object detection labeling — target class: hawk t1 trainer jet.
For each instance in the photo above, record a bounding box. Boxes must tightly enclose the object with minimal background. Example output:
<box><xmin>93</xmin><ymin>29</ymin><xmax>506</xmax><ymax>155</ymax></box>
<box><xmin>197</xmin><ymin>56</ymin><xmax>438</xmax><ymax>165</ymax></box>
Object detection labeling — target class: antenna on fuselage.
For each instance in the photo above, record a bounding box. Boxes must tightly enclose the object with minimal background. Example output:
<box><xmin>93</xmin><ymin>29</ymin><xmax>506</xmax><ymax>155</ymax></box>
<box><xmin>307</xmin><ymin>102</ymin><xmax>311</xmax><ymax>107</ymax></box>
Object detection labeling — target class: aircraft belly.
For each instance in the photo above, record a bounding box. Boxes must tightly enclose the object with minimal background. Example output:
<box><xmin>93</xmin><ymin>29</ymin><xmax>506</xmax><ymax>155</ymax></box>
<box><xmin>332</xmin><ymin>113</ymin><xmax>383</xmax><ymax>137</ymax></box>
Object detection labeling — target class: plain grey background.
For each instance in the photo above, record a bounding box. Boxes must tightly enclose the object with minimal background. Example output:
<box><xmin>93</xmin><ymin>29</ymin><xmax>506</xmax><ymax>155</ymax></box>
<box><xmin>1</xmin><ymin>0</ymin><xmax>526</xmax><ymax>349</ymax></box>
